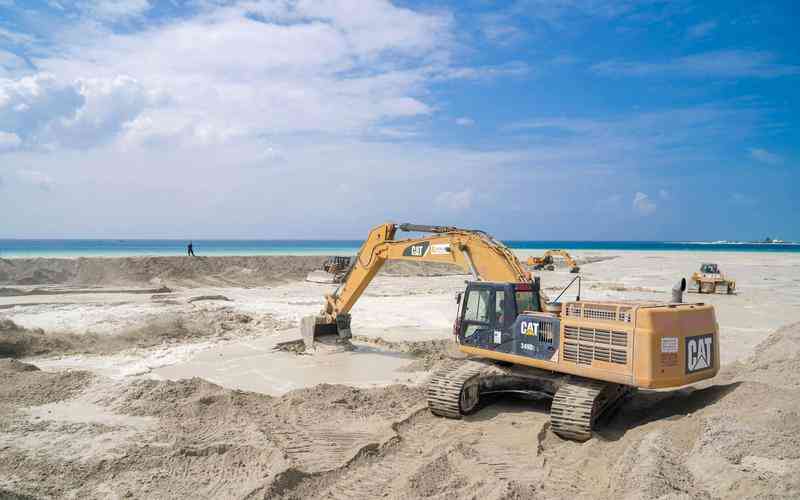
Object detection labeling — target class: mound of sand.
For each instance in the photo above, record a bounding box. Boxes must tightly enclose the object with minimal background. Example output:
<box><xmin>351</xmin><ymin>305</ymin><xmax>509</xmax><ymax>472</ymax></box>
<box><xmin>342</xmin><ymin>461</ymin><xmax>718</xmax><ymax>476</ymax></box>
<box><xmin>0</xmin><ymin>310</ymin><xmax>270</xmax><ymax>358</ymax></box>
<box><xmin>0</xmin><ymin>257</ymin><xmax>466</xmax><ymax>288</ymax></box>
<box><xmin>2</xmin><ymin>323</ymin><xmax>799</xmax><ymax>499</ymax></box>
<box><xmin>0</xmin><ymin>366</ymin><xmax>425</xmax><ymax>499</ymax></box>
<box><xmin>0</xmin><ymin>256</ymin><xmax>329</xmax><ymax>288</ymax></box>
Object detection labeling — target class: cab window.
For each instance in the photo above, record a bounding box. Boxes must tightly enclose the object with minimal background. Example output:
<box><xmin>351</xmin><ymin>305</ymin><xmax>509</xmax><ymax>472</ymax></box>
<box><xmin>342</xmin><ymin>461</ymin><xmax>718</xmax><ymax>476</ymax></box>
<box><xmin>495</xmin><ymin>290</ymin><xmax>506</xmax><ymax>325</ymax></box>
<box><xmin>464</xmin><ymin>289</ymin><xmax>491</xmax><ymax>323</ymax></box>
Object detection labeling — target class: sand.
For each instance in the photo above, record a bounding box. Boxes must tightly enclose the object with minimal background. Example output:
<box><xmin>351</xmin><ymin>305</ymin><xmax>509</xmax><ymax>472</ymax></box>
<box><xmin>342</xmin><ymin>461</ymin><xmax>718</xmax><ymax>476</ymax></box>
<box><xmin>1</xmin><ymin>251</ymin><xmax>800</xmax><ymax>499</ymax></box>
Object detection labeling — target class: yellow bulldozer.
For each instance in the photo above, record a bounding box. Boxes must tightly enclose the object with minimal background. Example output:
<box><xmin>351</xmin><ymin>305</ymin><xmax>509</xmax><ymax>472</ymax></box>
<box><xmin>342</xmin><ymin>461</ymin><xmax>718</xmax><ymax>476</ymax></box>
<box><xmin>303</xmin><ymin>223</ymin><xmax>720</xmax><ymax>441</ymax></box>
<box><xmin>526</xmin><ymin>249</ymin><xmax>580</xmax><ymax>273</ymax></box>
<box><xmin>306</xmin><ymin>256</ymin><xmax>353</xmax><ymax>284</ymax></box>
<box><xmin>689</xmin><ymin>263</ymin><xmax>736</xmax><ymax>294</ymax></box>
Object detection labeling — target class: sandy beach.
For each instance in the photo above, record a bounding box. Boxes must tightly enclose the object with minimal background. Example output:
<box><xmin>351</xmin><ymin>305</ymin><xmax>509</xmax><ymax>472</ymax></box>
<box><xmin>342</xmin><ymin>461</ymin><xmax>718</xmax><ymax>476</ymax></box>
<box><xmin>1</xmin><ymin>251</ymin><xmax>800</xmax><ymax>498</ymax></box>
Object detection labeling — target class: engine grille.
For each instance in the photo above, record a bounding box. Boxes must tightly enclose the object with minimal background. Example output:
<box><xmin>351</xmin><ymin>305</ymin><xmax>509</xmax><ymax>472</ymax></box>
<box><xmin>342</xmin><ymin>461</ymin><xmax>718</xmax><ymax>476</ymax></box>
<box><xmin>563</xmin><ymin>325</ymin><xmax>629</xmax><ymax>366</ymax></box>
<box><xmin>565</xmin><ymin>302</ymin><xmax>633</xmax><ymax>323</ymax></box>
<box><xmin>538</xmin><ymin>320</ymin><xmax>556</xmax><ymax>343</ymax></box>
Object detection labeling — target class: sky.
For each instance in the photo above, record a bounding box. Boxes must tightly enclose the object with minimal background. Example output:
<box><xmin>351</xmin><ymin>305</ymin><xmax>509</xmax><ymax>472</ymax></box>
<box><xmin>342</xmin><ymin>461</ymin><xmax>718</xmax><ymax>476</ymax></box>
<box><xmin>0</xmin><ymin>0</ymin><xmax>797</xmax><ymax>240</ymax></box>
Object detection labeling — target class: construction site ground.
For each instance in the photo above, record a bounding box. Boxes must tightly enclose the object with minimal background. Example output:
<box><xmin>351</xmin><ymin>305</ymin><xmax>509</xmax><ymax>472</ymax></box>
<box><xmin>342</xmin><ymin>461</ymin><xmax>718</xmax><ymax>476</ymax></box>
<box><xmin>1</xmin><ymin>251</ymin><xmax>799</xmax><ymax>499</ymax></box>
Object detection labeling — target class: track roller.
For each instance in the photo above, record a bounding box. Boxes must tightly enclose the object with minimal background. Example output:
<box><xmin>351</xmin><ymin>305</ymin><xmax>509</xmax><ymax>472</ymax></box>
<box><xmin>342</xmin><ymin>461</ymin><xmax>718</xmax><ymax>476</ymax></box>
<box><xmin>427</xmin><ymin>361</ymin><xmax>486</xmax><ymax>418</ymax></box>
<box><xmin>550</xmin><ymin>377</ymin><xmax>629</xmax><ymax>441</ymax></box>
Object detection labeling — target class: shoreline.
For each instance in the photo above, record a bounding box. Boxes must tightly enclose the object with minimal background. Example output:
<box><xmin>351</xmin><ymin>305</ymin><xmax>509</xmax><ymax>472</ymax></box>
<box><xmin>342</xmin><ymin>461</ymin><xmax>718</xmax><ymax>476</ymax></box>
<box><xmin>1</xmin><ymin>246</ymin><xmax>799</xmax><ymax>259</ymax></box>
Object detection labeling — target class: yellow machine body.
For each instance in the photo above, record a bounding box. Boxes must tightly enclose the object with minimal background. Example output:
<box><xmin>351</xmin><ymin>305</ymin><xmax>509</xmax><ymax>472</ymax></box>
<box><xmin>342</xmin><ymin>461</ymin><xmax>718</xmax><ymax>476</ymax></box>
<box><xmin>458</xmin><ymin>300</ymin><xmax>719</xmax><ymax>389</ymax></box>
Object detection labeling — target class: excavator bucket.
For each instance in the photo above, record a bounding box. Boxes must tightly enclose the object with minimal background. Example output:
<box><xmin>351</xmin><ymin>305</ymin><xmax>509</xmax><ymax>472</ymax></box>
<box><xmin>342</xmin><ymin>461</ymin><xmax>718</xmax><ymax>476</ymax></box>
<box><xmin>300</xmin><ymin>313</ymin><xmax>352</xmax><ymax>350</ymax></box>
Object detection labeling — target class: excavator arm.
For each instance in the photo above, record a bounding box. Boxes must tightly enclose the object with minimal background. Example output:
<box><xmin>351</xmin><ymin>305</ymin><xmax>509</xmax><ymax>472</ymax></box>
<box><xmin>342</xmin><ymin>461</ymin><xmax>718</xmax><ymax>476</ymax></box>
<box><xmin>302</xmin><ymin>222</ymin><xmax>533</xmax><ymax>347</ymax></box>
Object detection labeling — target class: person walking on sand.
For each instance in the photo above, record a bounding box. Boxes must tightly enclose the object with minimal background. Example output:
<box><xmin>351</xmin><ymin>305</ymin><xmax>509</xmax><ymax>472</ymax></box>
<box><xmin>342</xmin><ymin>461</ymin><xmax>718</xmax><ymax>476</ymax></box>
<box><xmin>187</xmin><ymin>241</ymin><xmax>195</xmax><ymax>257</ymax></box>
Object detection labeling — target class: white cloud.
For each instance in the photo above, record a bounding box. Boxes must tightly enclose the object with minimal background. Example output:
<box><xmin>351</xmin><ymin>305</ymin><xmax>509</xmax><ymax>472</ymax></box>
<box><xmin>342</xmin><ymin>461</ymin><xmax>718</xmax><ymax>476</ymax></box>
<box><xmin>0</xmin><ymin>50</ymin><xmax>29</xmax><ymax>77</ymax></box>
<box><xmin>16</xmin><ymin>169</ymin><xmax>55</xmax><ymax>190</ymax></box>
<box><xmin>748</xmin><ymin>147</ymin><xmax>783</xmax><ymax>165</ymax></box>
<box><xmin>455</xmin><ymin>117</ymin><xmax>474</xmax><ymax>126</ymax></box>
<box><xmin>592</xmin><ymin>50</ymin><xmax>800</xmax><ymax>79</ymax></box>
<box><xmin>21</xmin><ymin>0</ymin><xmax>462</xmax><ymax>150</ymax></box>
<box><xmin>0</xmin><ymin>73</ymin><xmax>158</xmax><ymax>150</ymax></box>
<box><xmin>633</xmin><ymin>192</ymin><xmax>656</xmax><ymax>216</ymax></box>
<box><xmin>687</xmin><ymin>20</ymin><xmax>717</xmax><ymax>39</ymax></box>
<box><xmin>257</xmin><ymin>145</ymin><xmax>286</xmax><ymax>165</ymax></box>
<box><xmin>2</xmin><ymin>1</ymin><xmax>533</xmax><ymax>156</ymax></box>
<box><xmin>479</xmin><ymin>13</ymin><xmax>527</xmax><ymax>45</ymax></box>
<box><xmin>440</xmin><ymin>61</ymin><xmax>532</xmax><ymax>80</ymax></box>
<box><xmin>435</xmin><ymin>190</ymin><xmax>473</xmax><ymax>211</ymax></box>
<box><xmin>0</xmin><ymin>27</ymin><xmax>37</xmax><ymax>46</ymax></box>
<box><xmin>0</xmin><ymin>131</ymin><xmax>21</xmax><ymax>150</ymax></box>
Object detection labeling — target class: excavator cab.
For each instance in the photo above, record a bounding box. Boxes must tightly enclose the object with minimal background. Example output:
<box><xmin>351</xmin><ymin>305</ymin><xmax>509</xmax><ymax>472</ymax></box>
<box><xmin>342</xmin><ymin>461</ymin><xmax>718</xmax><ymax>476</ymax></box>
<box><xmin>456</xmin><ymin>279</ymin><xmax>560</xmax><ymax>362</ymax></box>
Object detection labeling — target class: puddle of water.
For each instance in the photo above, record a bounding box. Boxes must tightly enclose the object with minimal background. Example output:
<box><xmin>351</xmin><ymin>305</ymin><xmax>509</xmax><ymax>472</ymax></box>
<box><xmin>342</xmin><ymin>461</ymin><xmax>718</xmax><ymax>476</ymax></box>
<box><xmin>152</xmin><ymin>334</ymin><xmax>426</xmax><ymax>395</ymax></box>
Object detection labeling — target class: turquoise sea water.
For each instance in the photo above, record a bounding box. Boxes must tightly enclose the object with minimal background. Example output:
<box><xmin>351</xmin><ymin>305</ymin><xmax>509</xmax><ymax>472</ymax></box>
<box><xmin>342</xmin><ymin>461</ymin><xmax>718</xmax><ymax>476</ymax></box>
<box><xmin>0</xmin><ymin>239</ymin><xmax>797</xmax><ymax>258</ymax></box>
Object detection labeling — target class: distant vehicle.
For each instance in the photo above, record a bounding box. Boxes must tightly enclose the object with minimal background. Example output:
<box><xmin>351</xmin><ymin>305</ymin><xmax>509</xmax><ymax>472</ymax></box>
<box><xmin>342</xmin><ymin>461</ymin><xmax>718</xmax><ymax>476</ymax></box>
<box><xmin>689</xmin><ymin>263</ymin><xmax>736</xmax><ymax>294</ymax></box>
<box><xmin>526</xmin><ymin>250</ymin><xmax>580</xmax><ymax>273</ymax></box>
<box><xmin>306</xmin><ymin>256</ymin><xmax>352</xmax><ymax>284</ymax></box>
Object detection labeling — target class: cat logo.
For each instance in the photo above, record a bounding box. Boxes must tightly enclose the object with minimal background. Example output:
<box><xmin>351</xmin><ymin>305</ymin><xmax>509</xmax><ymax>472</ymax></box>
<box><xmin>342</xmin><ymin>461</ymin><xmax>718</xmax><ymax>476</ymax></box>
<box><xmin>520</xmin><ymin>321</ymin><xmax>539</xmax><ymax>337</ymax></box>
<box><xmin>402</xmin><ymin>241</ymin><xmax>430</xmax><ymax>257</ymax></box>
<box><xmin>685</xmin><ymin>334</ymin><xmax>714</xmax><ymax>373</ymax></box>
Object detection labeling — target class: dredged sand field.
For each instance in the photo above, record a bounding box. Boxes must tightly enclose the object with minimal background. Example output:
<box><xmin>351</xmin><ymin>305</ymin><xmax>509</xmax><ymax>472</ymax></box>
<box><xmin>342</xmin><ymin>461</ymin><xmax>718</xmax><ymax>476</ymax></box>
<box><xmin>1</xmin><ymin>251</ymin><xmax>799</xmax><ymax>498</ymax></box>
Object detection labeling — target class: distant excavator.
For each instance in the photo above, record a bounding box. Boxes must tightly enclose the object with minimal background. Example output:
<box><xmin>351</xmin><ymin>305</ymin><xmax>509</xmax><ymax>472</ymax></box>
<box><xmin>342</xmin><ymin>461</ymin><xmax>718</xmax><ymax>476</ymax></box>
<box><xmin>526</xmin><ymin>249</ymin><xmax>580</xmax><ymax>273</ymax></box>
<box><xmin>302</xmin><ymin>223</ymin><xmax>720</xmax><ymax>441</ymax></box>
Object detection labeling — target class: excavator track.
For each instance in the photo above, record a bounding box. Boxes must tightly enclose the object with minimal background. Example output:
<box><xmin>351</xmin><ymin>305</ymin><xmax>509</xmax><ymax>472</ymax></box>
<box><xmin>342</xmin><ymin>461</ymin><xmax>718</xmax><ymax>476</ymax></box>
<box><xmin>427</xmin><ymin>360</ymin><xmax>486</xmax><ymax>418</ymax></box>
<box><xmin>549</xmin><ymin>377</ymin><xmax>629</xmax><ymax>441</ymax></box>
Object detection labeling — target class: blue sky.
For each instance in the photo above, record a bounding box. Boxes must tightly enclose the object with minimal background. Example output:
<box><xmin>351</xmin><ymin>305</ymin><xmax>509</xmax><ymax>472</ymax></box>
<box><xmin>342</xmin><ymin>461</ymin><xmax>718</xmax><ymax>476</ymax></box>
<box><xmin>0</xmin><ymin>0</ymin><xmax>797</xmax><ymax>240</ymax></box>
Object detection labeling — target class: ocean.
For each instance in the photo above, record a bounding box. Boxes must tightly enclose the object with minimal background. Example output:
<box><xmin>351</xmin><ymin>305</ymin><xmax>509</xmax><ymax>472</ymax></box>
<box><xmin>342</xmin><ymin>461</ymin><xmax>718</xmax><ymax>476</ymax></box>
<box><xmin>0</xmin><ymin>239</ymin><xmax>797</xmax><ymax>258</ymax></box>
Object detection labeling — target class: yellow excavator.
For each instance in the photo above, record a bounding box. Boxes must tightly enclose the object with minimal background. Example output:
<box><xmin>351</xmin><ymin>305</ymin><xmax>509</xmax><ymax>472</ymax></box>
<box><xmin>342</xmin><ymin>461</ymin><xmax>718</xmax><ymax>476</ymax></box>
<box><xmin>526</xmin><ymin>249</ymin><xmax>580</xmax><ymax>273</ymax></box>
<box><xmin>303</xmin><ymin>223</ymin><xmax>720</xmax><ymax>441</ymax></box>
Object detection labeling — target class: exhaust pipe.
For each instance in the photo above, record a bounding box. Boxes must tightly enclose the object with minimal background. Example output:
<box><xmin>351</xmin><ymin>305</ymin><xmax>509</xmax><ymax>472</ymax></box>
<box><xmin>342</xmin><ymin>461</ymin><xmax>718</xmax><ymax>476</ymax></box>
<box><xmin>672</xmin><ymin>278</ymin><xmax>686</xmax><ymax>303</ymax></box>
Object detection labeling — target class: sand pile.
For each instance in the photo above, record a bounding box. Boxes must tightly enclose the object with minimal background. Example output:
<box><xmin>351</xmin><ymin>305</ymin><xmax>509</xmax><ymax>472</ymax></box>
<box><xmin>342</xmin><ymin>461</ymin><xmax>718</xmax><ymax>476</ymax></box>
<box><xmin>0</xmin><ymin>368</ymin><xmax>424</xmax><ymax>499</ymax></box>
<box><xmin>0</xmin><ymin>309</ymin><xmax>273</xmax><ymax>358</ymax></box>
<box><xmin>2</xmin><ymin>322</ymin><xmax>798</xmax><ymax>499</ymax></box>
<box><xmin>0</xmin><ymin>256</ymin><xmax>329</xmax><ymax>288</ymax></box>
<box><xmin>0</xmin><ymin>257</ymin><xmax>465</xmax><ymax>288</ymax></box>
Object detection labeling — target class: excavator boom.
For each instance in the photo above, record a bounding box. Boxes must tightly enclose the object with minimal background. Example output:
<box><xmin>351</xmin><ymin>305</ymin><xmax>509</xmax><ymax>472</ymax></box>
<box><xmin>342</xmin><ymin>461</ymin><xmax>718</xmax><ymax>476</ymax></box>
<box><xmin>302</xmin><ymin>222</ymin><xmax>532</xmax><ymax>348</ymax></box>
